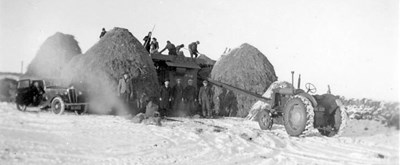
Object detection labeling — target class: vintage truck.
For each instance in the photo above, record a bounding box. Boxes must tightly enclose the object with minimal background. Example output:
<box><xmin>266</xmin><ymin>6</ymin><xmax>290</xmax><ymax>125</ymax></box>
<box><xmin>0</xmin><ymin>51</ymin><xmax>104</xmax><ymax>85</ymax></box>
<box><xmin>15</xmin><ymin>79</ymin><xmax>88</xmax><ymax>115</ymax></box>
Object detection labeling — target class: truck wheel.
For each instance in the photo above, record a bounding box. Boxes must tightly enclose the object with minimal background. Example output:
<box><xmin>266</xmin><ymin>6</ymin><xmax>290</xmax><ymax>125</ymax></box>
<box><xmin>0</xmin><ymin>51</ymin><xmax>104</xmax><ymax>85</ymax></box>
<box><xmin>258</xmin><ymin>110</ymin><xmax>273</xmax><ymax>130</ymax></box>
<box><xmin>283</xmin><ymin>95</ymin><xmax>314</xmax><ymax>136</ymax></box>
<box><xmin>16</xmin><ymin>104</ymin><xmax>27</xmax><ymax>111</ymax></box>
<box><xmin>51</xmin><ymin>97</ymin><xmax>65</xmax><ymax>115</ymax></box>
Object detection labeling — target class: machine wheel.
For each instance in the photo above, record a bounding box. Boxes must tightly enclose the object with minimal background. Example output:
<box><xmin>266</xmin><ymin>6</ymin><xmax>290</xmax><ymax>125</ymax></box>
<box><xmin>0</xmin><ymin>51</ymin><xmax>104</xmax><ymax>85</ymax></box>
<box><xmin>258</xmin><ymin>110</ymin><xmax>273</xmax><ymax>130</ymax></box>
<box><xmin>318</xmin><ymin>100</ymin><xmax>348</xmax><ymax>137</ymax></box>
<box><xmin>16</xmin><ymin>103</ymin><xmax>27</xmax><ymax>111</ymax></box>
<box><xmin>51</xmin><ymin>97</ymin><xmax>65</xmax><ymax>115</ymax></box>
<box><xmin>283</xmin><ymin>95</ymin><xmax>315</xmax><ymax>136</ymax></box>
<box><xmin>74</xmin><ymin>105</ymin><xmax>88</xmax><ymax>115</ymax></box>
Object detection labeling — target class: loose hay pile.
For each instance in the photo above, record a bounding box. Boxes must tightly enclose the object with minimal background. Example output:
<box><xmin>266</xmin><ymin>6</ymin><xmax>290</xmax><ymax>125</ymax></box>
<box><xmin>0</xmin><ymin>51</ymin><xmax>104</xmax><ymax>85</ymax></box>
<box><xmin>25</xmin><ymin>32</ymin><xmax>81</xmax><ymax>79</ymax></box>
<box><xmin>62</xmin><ymin>27</ymin><xmax>159</xmax><ymax>115</ymax></box>
<box><xmin>211</xmin><ymin>43</ymin><xmax>277</xmax><ymax>117</ymax></box>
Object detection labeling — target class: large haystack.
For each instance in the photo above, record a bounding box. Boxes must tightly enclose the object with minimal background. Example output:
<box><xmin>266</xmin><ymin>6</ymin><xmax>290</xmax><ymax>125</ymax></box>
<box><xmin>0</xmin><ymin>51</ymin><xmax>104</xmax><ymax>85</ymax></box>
<box><xmin>62</xmin><ymin>27</ymin><xmax>159</xmax><ymax>115</ymax></box>
<box><xmin>211</xmin><ymin>43</ymin><xmax>277</xmax><ymax>117</ymax></box>
<box><xmin>25</xmin><ymin>32</ymin><xmax>81</xmax><ymax>79</ymax></box>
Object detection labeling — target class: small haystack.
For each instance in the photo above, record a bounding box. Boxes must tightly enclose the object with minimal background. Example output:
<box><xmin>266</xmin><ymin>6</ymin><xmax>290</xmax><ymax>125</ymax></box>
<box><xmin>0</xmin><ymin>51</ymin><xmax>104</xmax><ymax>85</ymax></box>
<box><xmin>25</xmin><ymin>32</ymin><xmax>81</xmax><ymax>79</ymax></box>
<box><xmin>211</xmin><ymin>43</ymin><xmax>277</xmax><ymax>117</ymax></box>
<box><xmin>62</xmin><ymin>27</ymin><xmax>159</xmax><ymax>115</ymax></box>
<box><xmin>246</xmin><ymin>81</ymin><xmax>293</xmax><ymax>121</ymax></box>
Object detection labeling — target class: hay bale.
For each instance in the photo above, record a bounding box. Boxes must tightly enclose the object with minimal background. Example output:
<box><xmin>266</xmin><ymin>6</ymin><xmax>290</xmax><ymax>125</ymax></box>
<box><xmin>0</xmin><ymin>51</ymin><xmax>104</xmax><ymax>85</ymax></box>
<box><xmin>246</xmin><ymin>81</ymin><xmax>293</xmax><ymax>121</ymax></box>
<box><xmin>211</xmin><ymin>43</ymin><xmax>277</xmax><ymax>117</ymax></box>
<box><xmin>25</xmin><ymin>32</ymin><xmax>81</xmax><ymax>79</ymax></box>
<box><xmin>62</xmin><ymin>27</ymin><xmax>159</xmax><ymax>115</ymax></box>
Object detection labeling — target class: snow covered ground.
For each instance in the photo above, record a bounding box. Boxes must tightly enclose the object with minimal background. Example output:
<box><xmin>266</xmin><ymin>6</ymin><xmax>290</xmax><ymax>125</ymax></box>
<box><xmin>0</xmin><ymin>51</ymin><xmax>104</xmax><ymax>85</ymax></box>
<box><xmin>0</xmin><ymin>102</ymin><xmax>398</xmax><ymax>165</ymax></box>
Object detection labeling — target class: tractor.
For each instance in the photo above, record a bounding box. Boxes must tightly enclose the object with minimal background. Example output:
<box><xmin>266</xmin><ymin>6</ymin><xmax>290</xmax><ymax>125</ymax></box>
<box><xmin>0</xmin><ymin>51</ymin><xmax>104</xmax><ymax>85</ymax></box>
<box><xmin>207</xmin><ymin>71</ymin><xmax>348</xmax><ymax>137</ymax></box>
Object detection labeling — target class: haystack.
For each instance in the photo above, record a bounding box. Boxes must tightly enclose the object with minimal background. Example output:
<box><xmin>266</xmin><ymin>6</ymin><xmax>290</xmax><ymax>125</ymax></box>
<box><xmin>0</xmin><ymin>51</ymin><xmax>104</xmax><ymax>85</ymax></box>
<box><xmin>211</xmin><ymin>43</ymin><xmax>277</xmax><ymax>117</ymax></box>
<box><xmin>62</xmin><ymin>27</ymin><xmax>159</xmax><ymax>115</ymax></box>
<box><xmin>25</xmin><ymin>32</ymin><xmax>81</xmax><ymax>79</ymax></box>
<box><xmin>246</xmin><ymin>81</ymin><xmax>293</xmax><ymax>121</ymax></box>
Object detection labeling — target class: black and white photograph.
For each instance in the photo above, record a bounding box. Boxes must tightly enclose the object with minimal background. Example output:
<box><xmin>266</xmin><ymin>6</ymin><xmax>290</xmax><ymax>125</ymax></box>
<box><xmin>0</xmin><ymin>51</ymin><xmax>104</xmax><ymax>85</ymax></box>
<box><xmin>0</xmin><ymin>0</ymin><xmax>399</xmax><ymax>164</ymax></box>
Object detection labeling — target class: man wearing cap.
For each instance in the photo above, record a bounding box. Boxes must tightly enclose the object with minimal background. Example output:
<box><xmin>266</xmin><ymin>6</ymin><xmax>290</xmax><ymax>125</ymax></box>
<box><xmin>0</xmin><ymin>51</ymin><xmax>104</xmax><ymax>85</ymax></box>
<box><xmin>160</xmin><ymin>41</ymin><xmax>177</xmax><ymax>56</ymax></box>
<box><xmin>143</xmin><ymin>31</ymin><xmax>152</xmax><ymax>53</ymax></box>
<box><xmin>159</xmin><ymin>80</ymin><xmax>172</xmax><ymax>116</ymax></box>
<box><xmin>183</xmin><ymin>79</ymin><xmax>197</xmax><ymax>116</ymax></box>
<box><xmin>198</xmin><ymin>80</ymin><xmax>213</xmax><ymax>118</ymax></box>
<box><xmin>117</xmin><ymin>73</ymin><xmax>133</xmax><ymax>102</ymax></box>
<box><xmin>188</xmin><ymin>41</ymin><xmax>200</xmax><ymax>58</ymax></box>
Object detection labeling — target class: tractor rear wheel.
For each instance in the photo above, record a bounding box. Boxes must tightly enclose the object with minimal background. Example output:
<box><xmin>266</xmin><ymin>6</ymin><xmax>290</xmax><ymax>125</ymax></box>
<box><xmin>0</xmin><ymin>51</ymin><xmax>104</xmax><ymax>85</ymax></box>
<box><xmin>318</xmin><ymin>100</ymin><xmax>348</xmax><ymax>137</ymax></box>
<box><xmin>283</xmin><ymin>95</ymin><xmax>314</xmax><ymax>136</ymax></box>
<box><xmin>258</xmin><ymin>110</ymin><xmax>273</xmax><ymax>130</ymax></box>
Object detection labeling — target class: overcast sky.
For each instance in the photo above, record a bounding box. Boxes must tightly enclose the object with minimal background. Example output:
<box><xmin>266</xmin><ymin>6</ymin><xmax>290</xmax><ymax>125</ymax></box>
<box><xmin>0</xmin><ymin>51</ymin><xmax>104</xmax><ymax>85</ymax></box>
<box><xmin>0</xmin><ymin>0</ymin><xmax>398</xmax><ymax>101</ymax></box>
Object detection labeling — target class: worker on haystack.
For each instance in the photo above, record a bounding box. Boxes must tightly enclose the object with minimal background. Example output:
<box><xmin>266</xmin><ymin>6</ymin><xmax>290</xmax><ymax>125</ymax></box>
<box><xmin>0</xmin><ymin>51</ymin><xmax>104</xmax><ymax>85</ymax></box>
<box><xmin>176</xmin><ymin>44</ymin><xmax>185</xmax><ymax>57</ymax></box>
<box><xmin>183</xmin><ymin>79</ymin><xmax>197</xmax><ymax>116</ymax></box>
<box><xmin>159</xmin><ymin>79</ymin><xmax>172</xmax><ymax>117</ymax></box>
<box><xmin>198</xmin><ymin>80</ymin><xmax>213</xmax><ymax>118</ymax></box>
<box><xmin>189</xmin><ymin>41</ymin><xmax>200</xmax><ymax>58</ymax></box>
<box><xmin>99</xmin><ymin>28</ymin><xmax>107</xmax><ymax>38</ymax></box>
<box><xmin>172</xmin><ymin>78</ymin><xmax>184</xmax><ymax>116</ymax></box>
<box><xmin>149</xmin><ymin>37</ymin><xmax>159</xmax><ymax>54</ymax></box>
<box><xmin>117</xmin><ymin>73</ymin><xmax>133</xmax><ymax>102</ymax></box>
<box><xmin>143</xmin><ymin>32</ymin><xmax>152</xmax><ymax>52</ymax></box>
<box><xmin>160</xmin><ymin>40</ymin><xmax>177</xmax><ymax>56</ymax></box>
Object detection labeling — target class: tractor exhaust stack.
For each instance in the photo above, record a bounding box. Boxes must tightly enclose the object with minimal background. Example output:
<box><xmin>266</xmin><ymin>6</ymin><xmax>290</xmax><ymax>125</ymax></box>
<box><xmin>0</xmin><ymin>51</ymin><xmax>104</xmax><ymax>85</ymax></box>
<box><xmin>291</xmin><ymin>71</ymin><xmax>295</xmax><ymax>93</ymax></box>
<box><xmin>298</xmin><ymin>74</ymin><xmax>301</xmax><ymax>89</ymax></box>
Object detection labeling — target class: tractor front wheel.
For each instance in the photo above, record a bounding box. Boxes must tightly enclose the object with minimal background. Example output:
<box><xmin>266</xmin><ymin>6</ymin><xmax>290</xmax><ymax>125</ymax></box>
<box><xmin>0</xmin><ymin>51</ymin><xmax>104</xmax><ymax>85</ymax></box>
<box><xmin>258</xmin><ymin>110</ymin><xmax>273</xmax><ymax>130</ymax></box>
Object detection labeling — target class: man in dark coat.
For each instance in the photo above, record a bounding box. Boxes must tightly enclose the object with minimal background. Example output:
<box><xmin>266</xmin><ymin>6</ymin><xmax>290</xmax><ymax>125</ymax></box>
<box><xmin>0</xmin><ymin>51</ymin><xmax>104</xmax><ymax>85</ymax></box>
<box><xmin>198</xmin><ymin>80</ymin><xmax>213</xmax><ymax>118</ymax></box>
<box><xmin>188</xmin><ymin>41</ymin><xmax>200</xmax><ymax>58</ymax></box>
<box><xmin>183</xmin><ymin>79</ymin><xmax>197</xmax><ymax>116</ymax></box>
<box><xmin>31</xmin><ymin>81</ymin><xmax>45</xmax><ymax>105</ymax></box>
<box><xmin>159</xmin><ymin>80</ymin><xmax>172</xmax><ymax>116</ymax></box>
<box><xmin>117</xmin><ymin>73</ymin><xmax>133</xmax><ymax>102</ymax></box>
<box><xmin>160</xmin><ymin>41</ymin><xmax>177</xmax><ymax>56</ymax></box>
<box><xmin>143</xmin><ymin>31</ymin><xmax>152</xmax><ymax>52</ymax></box>
<box><xmin>176</xmin><ymin>44</ymin><xmax>185</xmax><ymax>56</ymax></box>
<box><xmin>171</xmin><ymin>78</ymin><xmax>184</xmax><ymax>116</ymax></box>
<box><xmin>150</xmin><ymin>37</ymin><xmax>159</xmax><ymax>54</ymax></box>
<box><xmin>99</xmin><ymin>28</ymin><xmax>107</xmax><ymax>38</ymax></box>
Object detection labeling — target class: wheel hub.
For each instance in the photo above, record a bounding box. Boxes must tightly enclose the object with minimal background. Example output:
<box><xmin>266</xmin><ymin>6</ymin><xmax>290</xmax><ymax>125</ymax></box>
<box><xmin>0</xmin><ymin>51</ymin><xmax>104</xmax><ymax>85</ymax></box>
<box><xmin>261</xmin><ymin>114</ymin><xmax>270</xmax><ymax>125</ymax></box>
<box><xmin>289</xmin><ymin>104</ymin><xmax>303</xmax><ymax>130</ymax></box>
